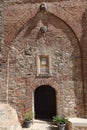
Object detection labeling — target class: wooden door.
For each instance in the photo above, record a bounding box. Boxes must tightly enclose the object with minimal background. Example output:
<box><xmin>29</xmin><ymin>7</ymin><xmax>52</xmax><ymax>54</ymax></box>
<box><xmin>34</xmin><ymin>85</ymin><xmax>56</xmax><ymax>119</ymax></box>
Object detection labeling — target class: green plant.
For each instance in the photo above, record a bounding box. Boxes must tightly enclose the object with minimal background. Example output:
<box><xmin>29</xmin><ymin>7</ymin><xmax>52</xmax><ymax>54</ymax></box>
<box><xmin>53</xmin><ymin>115</ymin><xmax>68</xmax><ymax>125</ymax></box>
<box><xmin>24</xmin><ymin>111</ymin><xmax>33</xmax><ymax>121</ymax></box>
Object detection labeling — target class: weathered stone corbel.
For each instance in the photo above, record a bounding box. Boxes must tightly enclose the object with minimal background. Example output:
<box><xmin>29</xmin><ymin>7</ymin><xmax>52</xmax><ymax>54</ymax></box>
<box><xmin>40</xmin><ymin>26</ymin><xmax>47</xmax><ymax>33</ymax></box>
<box><xmin>40</xmin><ymin>2</ymin><xmax>47</xmax><ymax>11</ymax></box>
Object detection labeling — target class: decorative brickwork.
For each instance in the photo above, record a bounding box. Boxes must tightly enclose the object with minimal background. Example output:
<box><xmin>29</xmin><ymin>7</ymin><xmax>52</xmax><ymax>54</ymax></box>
<box><xmin>1</xmin><ymin>0</ymin><xmax>87</xmax><ymax>121</ymax></box>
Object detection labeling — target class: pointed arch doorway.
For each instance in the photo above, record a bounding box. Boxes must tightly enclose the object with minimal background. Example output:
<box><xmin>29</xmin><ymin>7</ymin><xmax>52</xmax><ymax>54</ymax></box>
<box><xmin>34</xmin><ymin>85</ymin><xmax>56</xmax><ymax>120</ymax></box>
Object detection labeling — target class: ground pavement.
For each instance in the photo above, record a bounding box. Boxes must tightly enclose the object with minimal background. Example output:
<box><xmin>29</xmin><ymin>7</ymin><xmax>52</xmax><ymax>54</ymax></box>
<box><xmin>23</xmin><ymin>120</ymin><xmax>58</xmax><ymax>130</ymax></box>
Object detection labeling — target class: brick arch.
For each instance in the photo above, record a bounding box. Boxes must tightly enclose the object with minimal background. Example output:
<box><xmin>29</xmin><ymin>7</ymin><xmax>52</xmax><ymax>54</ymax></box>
<box><xmin>4</xmin><ymin>2</ymin><xmax>82</xmax><ymax>59</ymax></box>
<box><xmin>7</xmin><ymin>10</ymin><xmax>81</xmax><ymax>60</ymax></box>
<box><xmin>30</xmin><ymin>80</ymin><xmax>62</xmax><ymax>115</ymax></box>
<box><xmin>7</xmin><ymin>8</ymin><xmax>84</xmax><ymax>119</ymax></box>
<box><xmin>13</xmin><ymin>11</ymin><xmax>80</xmax><ymax>50</ymax></box>
<box><xmin>34</xmin><ymin>84</ymin><xmax>56</xmax><ymax>91</ymax></box>
<box><xmin>48</xmin><ymin>4</ymin><xmax>82</xmax><ymax>41</ymax></box>
<box><xmin>14</xmin><ymin>0</ymin><xmax>71</xmax><ymax>4</ymax></box>
<box><xmin>31</xmin><ymin>79</ymin><xmax>59</xmax><ymax>93</ymax></box>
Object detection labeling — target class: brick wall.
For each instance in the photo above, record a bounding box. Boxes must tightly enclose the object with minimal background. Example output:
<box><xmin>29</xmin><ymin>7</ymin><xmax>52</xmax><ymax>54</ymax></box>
<box><xmin>81</xmin><ymin>8</ymin><xmax>87</xmax><ymax>117</ymax></box>
<box><xmin>2</xmin><ymin>0</ymin><xmax>87</xmax><ymax>121</ymax></box>
<box><xmin>0</xmin><ymin>1</ymin><xmax>7</xmax><ymax>103</ymax></box>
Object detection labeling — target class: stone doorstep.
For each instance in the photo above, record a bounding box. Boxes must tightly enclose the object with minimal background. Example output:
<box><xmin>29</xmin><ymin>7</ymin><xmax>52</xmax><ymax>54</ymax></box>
<box><xmin>33</xmin><ymin>119</ymin><xmax>52</xmax><ymax>124</ymax></box>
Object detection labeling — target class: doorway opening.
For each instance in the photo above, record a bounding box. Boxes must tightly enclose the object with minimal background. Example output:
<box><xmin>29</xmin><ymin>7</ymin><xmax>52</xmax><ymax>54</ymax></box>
<box><xmin>34</xmin><ymin>85</ymin><xmax>56</xmax><ymax>120</ymax></box>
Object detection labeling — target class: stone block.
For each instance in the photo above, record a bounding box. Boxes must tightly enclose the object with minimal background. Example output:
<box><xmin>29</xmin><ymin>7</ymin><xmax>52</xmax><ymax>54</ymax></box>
<box><xmin>0</xmin><ymin>103</ymin><xmax>22</xmax><ymax>130</ymax></box>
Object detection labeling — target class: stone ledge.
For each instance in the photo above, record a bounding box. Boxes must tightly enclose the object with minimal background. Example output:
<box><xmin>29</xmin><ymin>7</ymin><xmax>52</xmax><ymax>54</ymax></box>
<box><xmin>68</xmin><ymin>118</ymin><xmax>87</xmax><ymax>127</ymax></box>
<box><xmin>68</xmin><ymin>118</ymin><xmax>87</xmax><ymax>130</ymax></box>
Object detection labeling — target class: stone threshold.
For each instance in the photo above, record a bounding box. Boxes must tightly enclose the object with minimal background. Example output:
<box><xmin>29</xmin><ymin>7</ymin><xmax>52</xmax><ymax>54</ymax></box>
<box><xmin>33</xmin><ymin>119</ymin><xmax>52</xmax><ymax>124</ymax></box>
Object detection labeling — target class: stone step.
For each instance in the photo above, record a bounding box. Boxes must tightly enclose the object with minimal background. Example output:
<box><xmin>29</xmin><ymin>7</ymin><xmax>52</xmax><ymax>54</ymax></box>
<box><xmin>23</xmin><ymin>121</ymin><xmax>58</xmax><ymax>130</ymax></box>
<box><xmin>33</xmin><ymin>119</ymin><xmax>52</xmax><ymax>124</ymax></box>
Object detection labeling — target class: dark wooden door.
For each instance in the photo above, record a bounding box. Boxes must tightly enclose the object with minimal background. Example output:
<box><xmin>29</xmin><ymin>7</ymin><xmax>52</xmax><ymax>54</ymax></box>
<box><xmin>34</xmin><ymin>85</ymin><xmax>56</xmax><ymax>119</ymax></box>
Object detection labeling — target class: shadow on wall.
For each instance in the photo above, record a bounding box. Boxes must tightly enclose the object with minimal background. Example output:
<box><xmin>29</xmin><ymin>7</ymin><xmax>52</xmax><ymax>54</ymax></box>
<box><xmin>80</xmin><ymin>9</ymin><xmax>87</xmax><ymax>117</ymax></box>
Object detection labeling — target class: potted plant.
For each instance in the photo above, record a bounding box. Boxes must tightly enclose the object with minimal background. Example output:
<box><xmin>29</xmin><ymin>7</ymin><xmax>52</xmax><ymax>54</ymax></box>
<box><xmin>24</xmin><ymin>111</ymin><xmax>33</xmax><ymax>128</ymax></box>
<box><xmin>53</xmin><ymin>115</ymin><xmax>68</xmax><ymax>130</ymax></box>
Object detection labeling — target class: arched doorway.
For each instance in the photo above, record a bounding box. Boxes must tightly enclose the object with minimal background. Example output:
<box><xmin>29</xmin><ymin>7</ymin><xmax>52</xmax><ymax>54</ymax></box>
<box><xmin>34</xmin><ymin>85</ymin><xmax>56</xmax><ymax>120</ymax></box>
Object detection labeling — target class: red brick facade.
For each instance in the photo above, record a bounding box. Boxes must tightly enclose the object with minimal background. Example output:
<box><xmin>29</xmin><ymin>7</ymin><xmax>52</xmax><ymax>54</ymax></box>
<box><xmin>0</xmin><ymin>0</ymin><xmax>87</xmax><ymax>122</ymax></box>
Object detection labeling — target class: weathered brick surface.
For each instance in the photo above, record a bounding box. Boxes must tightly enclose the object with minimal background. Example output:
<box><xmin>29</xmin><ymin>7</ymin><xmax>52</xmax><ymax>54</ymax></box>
<box><xmin>0</xmin><ymin>1</ymin><xmax>7</xmax><ymax>103</ymax></box>
<box><xmin>1</xmin><ymin>0</ymin><xmax>87</xmax><ymax>121</ymax></box>
<box><xmin>81</xmin><ymin>8</ymin><xmax>87</xmax><ymax>117</ymax></box>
